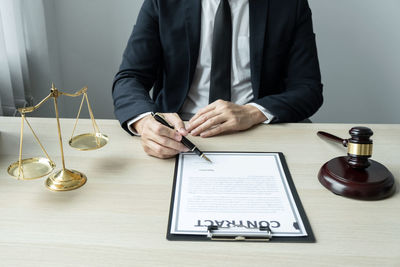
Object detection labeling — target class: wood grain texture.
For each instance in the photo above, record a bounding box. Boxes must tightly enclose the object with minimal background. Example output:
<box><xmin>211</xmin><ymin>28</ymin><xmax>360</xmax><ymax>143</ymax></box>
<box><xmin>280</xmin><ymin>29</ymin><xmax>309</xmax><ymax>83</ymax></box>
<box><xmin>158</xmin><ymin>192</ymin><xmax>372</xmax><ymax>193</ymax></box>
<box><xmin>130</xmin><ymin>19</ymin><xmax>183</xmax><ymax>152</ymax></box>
<box><xmin>0</xmin><ymin>117</ymin><xmax>399</xmax><ymax>267</ymax></box>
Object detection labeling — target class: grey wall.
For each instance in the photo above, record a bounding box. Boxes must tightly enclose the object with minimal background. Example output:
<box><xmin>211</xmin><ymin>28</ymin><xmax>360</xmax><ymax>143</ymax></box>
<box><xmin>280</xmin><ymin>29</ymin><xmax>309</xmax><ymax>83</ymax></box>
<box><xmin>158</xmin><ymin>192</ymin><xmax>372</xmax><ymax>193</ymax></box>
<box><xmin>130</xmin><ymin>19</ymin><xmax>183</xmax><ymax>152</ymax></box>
<box><xmin>310</xmin><ymin>0</ymin><xmax>400</xmax><ymax>123</ymax></box>
<box><xmin>28</xmin><ymin>0</ymin><xmax>400</xmax><ymax>123</ymax></box>
<box><xmin>28</xmin><ymin>0</ymin><xmax>141</xmax><ymax>119</ymax></box>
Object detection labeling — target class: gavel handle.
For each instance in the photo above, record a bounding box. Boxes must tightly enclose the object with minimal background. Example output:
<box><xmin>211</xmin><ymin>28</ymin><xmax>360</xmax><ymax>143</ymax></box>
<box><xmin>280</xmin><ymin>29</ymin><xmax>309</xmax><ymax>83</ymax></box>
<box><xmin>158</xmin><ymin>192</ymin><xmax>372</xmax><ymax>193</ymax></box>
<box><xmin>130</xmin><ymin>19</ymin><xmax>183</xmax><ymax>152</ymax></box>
<box><xmin>317</xmin><ymin>131</ymin><xmax>348</xmax><ymax>147</ymax></box>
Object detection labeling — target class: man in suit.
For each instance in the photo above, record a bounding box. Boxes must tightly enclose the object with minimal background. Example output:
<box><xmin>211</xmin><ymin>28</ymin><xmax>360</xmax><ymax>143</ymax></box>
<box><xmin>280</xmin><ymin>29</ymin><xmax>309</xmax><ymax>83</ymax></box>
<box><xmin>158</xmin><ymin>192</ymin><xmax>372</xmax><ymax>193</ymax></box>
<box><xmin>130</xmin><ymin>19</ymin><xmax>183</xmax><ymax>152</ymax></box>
<box><xmin>112</xmin><ymin>0</ymin><xmax>323</xmax><ymax>158</ymax></box>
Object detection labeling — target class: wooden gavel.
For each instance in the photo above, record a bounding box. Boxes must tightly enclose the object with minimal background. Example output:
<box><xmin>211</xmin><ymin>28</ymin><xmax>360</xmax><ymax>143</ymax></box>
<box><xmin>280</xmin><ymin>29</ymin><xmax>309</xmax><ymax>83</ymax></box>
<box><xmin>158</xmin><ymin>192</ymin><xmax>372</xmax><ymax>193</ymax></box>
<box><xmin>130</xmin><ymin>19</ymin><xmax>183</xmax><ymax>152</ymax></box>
<box><xmin>317</xmin><ymin>126</ymin><xmax>395</xmax><ymax>200</ymax></box>
<box><xmin>318</xmin><ymin>127</ymin><xmax>373</xmax><ymax>169</ymax></box>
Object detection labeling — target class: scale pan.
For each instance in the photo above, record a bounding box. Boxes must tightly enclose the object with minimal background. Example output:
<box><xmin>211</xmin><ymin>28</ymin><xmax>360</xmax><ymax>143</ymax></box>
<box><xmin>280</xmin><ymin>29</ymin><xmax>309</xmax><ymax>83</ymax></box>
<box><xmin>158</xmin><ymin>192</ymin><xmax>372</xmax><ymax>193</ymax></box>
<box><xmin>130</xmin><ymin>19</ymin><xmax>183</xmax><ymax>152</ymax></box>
<box><xmin>69</xmin><ymin>132</ymin><xmax>108</xmax><ymax>151</ymax></box>
<box><xmin>7</xmin><ymin>157</ymin><xmax>55</xmax><ymax>180</ymax></box>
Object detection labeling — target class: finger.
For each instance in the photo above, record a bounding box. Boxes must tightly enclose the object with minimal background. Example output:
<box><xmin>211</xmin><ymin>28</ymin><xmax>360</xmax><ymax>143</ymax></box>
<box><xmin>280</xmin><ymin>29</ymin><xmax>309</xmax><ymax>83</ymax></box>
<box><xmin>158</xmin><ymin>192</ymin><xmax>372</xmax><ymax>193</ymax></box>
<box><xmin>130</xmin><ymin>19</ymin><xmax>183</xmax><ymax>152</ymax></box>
<box><xmin>148</xmin><ymin>118</ymin><xmax>182</xmax><ymax>141</ymax></box>
<box><xmin>191</xmin><ymin>114</ymin><xmax>227</xmax><ymax>136</ymax></box>
<box><xmin>143</xmin><ymin>120</ymin><xmax>189</xmax><ymax>151</ymax></box>
<box><xmin>199</xmin><ymin>123</ymin><xmax>228</xmax><ymax>138</ymax></box>
<box><xmin>152</xmin><ymin>134</ymin><xmax>189</xmax><ymax>152</ymax></box>
<box><xmin>144</xmin><ymin>139</ymin><xmax>181</xmax><ymax>159</ymax></box>
<box><xmin>143</xmin><ymin>123</ymin><xmax>188</xmax><ymax>151</ymax></box>
<box><xmin>187</xmin><ymin>108</ymin><xmax>220</xmax><ymax>133</ymax></box>
<box><xmin>189</xmin><ymin>103</ymin><xmax>217</xmax><ymax>125</ymax></box>
<box><xmin>164</xmin><ymin>113</ymin><xmax>188</xmax><ymax>136</ymax></box>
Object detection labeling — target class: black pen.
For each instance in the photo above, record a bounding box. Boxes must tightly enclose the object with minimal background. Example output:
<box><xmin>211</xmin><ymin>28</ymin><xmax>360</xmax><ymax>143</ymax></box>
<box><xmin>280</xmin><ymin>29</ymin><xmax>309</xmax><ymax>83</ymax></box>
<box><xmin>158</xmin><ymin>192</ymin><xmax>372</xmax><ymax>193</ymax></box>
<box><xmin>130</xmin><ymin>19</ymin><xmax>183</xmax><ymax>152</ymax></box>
<box><xmin>151</xmin><ymin>112</ymin><xmax>212</xmax><ymax>163</ymax></box>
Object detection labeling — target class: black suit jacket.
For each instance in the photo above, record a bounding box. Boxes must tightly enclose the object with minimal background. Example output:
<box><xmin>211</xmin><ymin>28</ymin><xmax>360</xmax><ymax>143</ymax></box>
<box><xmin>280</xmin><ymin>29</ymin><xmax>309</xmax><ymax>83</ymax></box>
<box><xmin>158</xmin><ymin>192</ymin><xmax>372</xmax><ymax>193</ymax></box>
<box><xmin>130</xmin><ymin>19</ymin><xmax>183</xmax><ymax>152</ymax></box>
<box><xmin>112</xmin><ymin>0</ymin><xmax>323</xmax><ymax>133</ymax></box>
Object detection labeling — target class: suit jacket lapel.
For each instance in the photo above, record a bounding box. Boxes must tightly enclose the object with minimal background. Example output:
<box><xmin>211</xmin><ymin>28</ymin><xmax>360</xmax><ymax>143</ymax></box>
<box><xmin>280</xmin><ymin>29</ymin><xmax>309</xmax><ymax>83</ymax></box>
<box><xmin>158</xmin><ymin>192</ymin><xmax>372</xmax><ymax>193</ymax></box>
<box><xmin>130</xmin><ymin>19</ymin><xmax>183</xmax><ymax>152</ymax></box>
<box><xmin>184</xmin><ymin>0</ymin><xmax>202</xmax><ymax>90</ymax></box>
<box><xmin>249</xmin><ymin>0</ymin><xmax>269</xmax><ymax>99</ymax></box>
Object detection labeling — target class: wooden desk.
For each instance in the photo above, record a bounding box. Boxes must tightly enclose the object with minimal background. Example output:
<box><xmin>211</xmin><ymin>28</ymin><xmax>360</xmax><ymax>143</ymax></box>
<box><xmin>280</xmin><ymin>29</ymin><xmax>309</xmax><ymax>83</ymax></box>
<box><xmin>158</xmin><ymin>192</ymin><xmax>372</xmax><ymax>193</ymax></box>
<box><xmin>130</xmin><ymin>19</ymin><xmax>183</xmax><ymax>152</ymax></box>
<box><xmin>0</xmin><ymin>117</ymin><xmax>399</xmax><ymax>266</ymax></box>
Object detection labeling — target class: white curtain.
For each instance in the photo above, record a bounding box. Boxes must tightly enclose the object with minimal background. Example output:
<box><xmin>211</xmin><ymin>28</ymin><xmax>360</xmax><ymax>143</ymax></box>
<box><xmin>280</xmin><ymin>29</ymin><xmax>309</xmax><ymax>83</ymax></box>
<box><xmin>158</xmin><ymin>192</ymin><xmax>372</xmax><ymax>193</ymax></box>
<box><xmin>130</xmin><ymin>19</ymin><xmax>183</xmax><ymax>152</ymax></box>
<box><xmin>0</xmin><ymin>0</ymin><xmax>32</xmax><ymax>116</ymax></box>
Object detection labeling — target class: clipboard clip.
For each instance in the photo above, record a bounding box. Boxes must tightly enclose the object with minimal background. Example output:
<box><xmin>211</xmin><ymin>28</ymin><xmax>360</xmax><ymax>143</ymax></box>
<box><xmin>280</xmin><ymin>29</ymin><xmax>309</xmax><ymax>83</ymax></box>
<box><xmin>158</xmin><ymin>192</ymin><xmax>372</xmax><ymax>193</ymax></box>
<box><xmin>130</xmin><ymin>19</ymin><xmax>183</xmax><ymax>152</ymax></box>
<box><xmin>207</xmin><ymin>225</ymin><xmax>272</xmax><ymax>242</ymax></box>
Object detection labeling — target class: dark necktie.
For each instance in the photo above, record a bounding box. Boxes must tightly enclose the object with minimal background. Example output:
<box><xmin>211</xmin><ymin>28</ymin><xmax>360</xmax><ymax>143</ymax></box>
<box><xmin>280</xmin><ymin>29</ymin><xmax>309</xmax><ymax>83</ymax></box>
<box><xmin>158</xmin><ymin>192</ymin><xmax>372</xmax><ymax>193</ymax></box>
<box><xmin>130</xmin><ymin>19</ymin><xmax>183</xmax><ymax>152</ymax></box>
<box><xmin>209</xmin><ymin>0</ymin><xmax>232</xmax><ymax>103</ymax></box>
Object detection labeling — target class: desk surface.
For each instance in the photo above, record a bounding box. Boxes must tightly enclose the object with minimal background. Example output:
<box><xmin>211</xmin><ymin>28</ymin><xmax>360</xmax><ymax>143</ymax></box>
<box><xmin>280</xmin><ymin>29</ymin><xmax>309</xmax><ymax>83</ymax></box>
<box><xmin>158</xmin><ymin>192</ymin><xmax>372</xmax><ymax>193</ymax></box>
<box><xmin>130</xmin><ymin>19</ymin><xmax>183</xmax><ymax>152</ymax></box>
<box><xmin>0</xmin><ymin>117</ymin><xmax>399</xmax><ymax>266</ymax></box>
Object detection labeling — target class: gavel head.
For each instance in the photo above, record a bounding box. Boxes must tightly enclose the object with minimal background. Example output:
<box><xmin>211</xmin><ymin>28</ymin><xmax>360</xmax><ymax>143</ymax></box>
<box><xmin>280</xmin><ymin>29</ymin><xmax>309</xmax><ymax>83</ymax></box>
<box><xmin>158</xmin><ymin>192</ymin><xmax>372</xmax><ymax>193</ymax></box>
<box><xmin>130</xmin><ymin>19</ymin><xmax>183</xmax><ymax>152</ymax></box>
<box><xmin>346</xmin><ymin>127</ymin><xmax>373</xmax><ymax>169</ymax></box>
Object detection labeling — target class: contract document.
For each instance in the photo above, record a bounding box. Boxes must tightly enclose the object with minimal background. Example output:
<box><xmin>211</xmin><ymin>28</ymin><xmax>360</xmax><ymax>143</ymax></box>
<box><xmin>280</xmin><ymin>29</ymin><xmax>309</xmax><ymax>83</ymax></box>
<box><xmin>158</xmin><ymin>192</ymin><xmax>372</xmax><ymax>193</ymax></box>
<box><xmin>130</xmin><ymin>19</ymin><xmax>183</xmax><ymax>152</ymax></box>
<box><xmin>168</xmin><ymin>152</ymin><xmax>312</xmax><ymax>240</ymax></box>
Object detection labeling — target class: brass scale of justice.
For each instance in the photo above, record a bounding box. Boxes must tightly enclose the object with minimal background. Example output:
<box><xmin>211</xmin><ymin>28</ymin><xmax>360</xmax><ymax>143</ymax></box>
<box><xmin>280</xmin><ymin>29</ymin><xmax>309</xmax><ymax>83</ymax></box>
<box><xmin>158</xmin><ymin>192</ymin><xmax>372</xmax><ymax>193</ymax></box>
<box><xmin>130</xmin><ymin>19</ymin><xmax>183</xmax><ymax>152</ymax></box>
<box><xmin>7</xmin><ymin>84</ymin><xmax>108</xmax><ymax>191</ymax></box>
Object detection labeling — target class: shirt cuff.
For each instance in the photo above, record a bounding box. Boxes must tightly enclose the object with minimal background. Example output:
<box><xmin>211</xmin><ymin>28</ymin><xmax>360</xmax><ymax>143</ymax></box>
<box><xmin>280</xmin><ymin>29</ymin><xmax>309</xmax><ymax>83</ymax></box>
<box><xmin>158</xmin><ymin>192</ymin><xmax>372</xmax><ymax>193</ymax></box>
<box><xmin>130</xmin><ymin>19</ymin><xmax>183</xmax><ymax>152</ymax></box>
<box><xmin>127</xmin><ymin>112</ymin><xmax>152</xmax><ymax>136</ymax></box>
<box><xmin>246</xmin><ymin>103</ymin><xmax>275</xmax><ymax>124</ymax></box>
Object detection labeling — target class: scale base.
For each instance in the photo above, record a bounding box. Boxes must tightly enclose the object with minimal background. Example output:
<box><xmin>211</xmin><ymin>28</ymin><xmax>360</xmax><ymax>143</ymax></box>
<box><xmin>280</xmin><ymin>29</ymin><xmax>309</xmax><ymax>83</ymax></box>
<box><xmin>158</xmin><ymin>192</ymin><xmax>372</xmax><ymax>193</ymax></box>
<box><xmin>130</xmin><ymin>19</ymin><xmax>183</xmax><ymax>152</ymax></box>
<box><xmin>46</xmin><ymin>169</ymin><xmax>87</xmax><ymax>191</ymax></box>
<box><xmin>318</xmin><ymin>156</ymin><xmax>395</xmax><ymax>200</ymax></box>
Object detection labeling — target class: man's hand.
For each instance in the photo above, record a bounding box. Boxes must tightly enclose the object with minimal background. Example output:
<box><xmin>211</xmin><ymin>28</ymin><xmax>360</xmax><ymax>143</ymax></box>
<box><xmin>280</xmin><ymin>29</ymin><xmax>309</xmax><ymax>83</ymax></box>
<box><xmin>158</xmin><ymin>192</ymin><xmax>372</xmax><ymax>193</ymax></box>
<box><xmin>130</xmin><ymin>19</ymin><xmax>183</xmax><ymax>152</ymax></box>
<box><xmin>133</xmin><ymin>113</ymin><xmax>189</xmax><ymax>159</ymax></box>
<box><xmin>187</xmin><ymin>100</ymin><xmax>267</xmax><ymax>138</ymax></box>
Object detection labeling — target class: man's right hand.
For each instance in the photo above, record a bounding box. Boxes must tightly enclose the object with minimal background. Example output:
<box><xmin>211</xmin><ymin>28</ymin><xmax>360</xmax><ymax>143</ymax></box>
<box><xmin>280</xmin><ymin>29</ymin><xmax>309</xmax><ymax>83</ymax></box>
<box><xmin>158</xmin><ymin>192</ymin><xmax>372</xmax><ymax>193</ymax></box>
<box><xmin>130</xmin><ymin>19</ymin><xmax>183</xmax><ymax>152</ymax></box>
<box><xmin>132</xmin><ymin>113</ymin><xmax>189</xmax><ymax>159</ymax></box>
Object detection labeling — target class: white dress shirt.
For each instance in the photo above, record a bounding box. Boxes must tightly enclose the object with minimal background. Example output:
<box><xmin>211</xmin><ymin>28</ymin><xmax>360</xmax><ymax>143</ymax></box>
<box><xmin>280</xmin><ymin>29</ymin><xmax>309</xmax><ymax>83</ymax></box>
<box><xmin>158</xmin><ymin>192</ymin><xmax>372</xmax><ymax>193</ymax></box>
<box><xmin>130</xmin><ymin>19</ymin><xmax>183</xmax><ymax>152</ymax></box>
<box><xmin>128</xmin><ymin>0</ymin><xmax>274</xmax><ymax>134</ymax></box>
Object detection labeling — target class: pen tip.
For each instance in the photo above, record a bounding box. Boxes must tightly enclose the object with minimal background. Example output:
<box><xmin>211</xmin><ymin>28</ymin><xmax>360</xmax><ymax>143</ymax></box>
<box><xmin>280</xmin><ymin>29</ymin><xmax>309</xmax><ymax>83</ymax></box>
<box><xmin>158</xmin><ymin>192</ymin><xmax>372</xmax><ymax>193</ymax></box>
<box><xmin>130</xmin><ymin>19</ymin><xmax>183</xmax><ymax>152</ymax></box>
<box><xmin>202</xmin><ymin>154</ymin><xmax>212</xmax><ymax>163</ymax></box>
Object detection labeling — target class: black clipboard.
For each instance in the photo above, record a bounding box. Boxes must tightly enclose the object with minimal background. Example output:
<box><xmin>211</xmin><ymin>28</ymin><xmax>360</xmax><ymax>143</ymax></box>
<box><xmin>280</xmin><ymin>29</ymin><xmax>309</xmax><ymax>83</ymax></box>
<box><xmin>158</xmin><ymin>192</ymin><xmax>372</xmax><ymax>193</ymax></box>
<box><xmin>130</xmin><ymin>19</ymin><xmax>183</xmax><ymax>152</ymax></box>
<box><xmin>167</xmin><ymin>152</ymin><xmax>315</xmax><ymax>242</ymax></box>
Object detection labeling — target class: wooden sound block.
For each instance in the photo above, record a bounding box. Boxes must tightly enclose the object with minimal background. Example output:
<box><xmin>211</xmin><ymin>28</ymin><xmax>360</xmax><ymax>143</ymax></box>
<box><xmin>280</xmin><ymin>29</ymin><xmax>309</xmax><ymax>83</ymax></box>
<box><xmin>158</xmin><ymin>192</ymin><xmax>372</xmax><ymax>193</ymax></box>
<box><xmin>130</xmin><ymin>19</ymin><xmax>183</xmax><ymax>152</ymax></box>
<box><xmin>318</xmin><ymin>156</ymin><xmax>395</xmax><ymax>200</ymax></box>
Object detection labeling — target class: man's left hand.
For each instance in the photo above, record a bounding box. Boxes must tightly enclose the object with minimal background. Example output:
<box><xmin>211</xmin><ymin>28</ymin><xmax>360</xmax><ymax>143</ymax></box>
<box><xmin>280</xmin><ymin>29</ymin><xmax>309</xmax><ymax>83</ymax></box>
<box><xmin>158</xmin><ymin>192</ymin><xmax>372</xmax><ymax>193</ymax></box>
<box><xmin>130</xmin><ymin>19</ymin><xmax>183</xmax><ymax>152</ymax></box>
<box><xmin>187</xmin><ymin>100</ymin><xmax>267</xmax><ymax>138</ymax></box>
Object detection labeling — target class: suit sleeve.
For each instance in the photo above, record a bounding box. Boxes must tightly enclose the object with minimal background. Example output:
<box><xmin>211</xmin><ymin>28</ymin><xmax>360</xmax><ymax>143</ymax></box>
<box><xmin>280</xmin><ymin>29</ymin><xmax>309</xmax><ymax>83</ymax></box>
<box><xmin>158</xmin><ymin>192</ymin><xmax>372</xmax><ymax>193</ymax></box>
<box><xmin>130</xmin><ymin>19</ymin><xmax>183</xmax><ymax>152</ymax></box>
<box><xmin>253</xmin><ymin>0</ymin><xmax>323</xmax><ymax>122</ymax></box>
<box><xmin>112</xmin><ymin>0</ymin><xmax>161</xmax><ymax>133</ymax></box>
